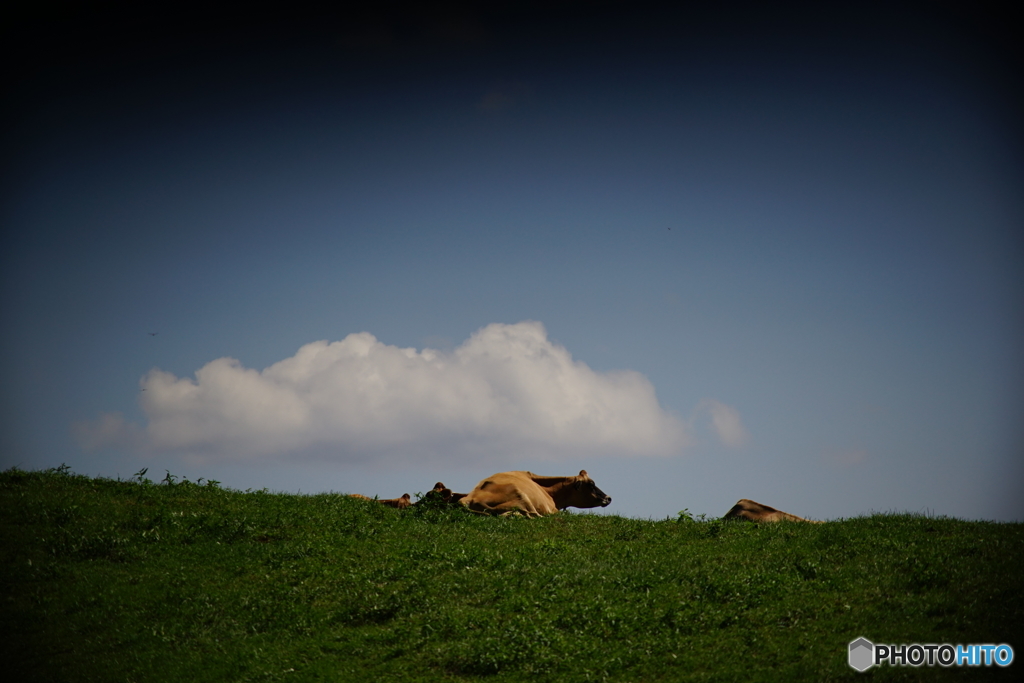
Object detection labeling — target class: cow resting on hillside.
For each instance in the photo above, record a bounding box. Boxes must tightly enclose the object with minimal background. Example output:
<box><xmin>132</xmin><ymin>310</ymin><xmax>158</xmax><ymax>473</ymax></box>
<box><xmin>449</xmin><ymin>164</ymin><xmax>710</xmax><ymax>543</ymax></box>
<box><xmin>460</xmin><ymin>470</ymin><xmax>611</xmax><ymax>518</ymax></box>
<box><xmin>723</xmin><ymin>499</ymin><xmax>821</xmax><ymax>523</ymax></box>
<box><xmin>349</xmin><ymin>493</ymin><xmax>413</xmax><ymax>509</ymax></box>
<box><xmin>416</xmin><ymin>482</ymin><xmax>467</xmax><ymax>506</ymax></box>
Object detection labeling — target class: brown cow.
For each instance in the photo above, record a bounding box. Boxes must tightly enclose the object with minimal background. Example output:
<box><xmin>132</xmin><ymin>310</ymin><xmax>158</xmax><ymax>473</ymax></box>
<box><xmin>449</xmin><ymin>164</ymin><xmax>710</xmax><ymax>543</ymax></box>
<box><xmin>460</xmin><ymin>470</ymin><xmax>611</xmax><ymax>518</ymax></box>
<box><xmin>416</xmin><ymin>482</ymin><xmax>468</xmax><ymax>506</ymax></box>
<box><xmin>414</xmin><ymin>483</ymin><xmax>452</xmax><ymax>505</ymax></box>
<box><xmin>723</xmin><ymin>499</ymin><xmax>820</xmax><ymax>523</ymax></box>
<box><xmin>379</xmin><ymin>493</ymin><xmax>412</xmax><ymax>509</ymax></box>
<box><xmin>348</xmin><ymin>493</ymin><xmax>413</xmax><ymax>509</ymax></box>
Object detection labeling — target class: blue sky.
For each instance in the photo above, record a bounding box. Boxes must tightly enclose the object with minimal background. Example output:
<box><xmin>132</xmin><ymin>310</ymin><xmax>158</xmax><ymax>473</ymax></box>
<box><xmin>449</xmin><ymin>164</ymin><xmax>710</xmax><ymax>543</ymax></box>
<box><xmin>3</xmin><ymin>2</ymin><xmax>1021</xmax><ymax>520</ymax></box>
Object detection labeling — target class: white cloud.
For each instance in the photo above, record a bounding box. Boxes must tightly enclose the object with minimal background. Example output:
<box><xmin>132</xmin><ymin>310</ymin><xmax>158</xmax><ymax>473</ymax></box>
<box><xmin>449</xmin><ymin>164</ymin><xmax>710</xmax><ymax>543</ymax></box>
<box><xmin>76</xmin><ymin>321</ymin><xmax>691</xmax><ymax>462</ymax></box>
<box><xmin>700</xmin><ymin>398</ymin><xmax>750</xmax><ymax>448</ymax></box>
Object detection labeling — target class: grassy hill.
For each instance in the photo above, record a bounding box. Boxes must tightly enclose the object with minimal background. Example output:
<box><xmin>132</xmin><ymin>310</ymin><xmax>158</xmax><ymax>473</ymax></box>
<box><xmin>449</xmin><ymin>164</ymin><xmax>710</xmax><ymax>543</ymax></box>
<box><xmin>2</xmin><ymin>466</ymin><xmax>1021</xmax><ymax>682</ymax></box>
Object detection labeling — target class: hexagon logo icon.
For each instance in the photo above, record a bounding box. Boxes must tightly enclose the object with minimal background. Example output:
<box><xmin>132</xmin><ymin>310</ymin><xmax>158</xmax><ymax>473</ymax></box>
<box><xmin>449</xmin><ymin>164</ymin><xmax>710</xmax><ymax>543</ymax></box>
<box><xmin>849</xmin><ymin>637</ymin><xmax>874</xmax><ymax>671</ymax></box>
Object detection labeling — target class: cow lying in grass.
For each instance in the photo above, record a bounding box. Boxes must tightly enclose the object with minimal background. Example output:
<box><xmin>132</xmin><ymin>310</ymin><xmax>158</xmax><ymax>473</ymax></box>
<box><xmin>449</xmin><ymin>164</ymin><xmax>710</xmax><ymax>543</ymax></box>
<box><xmin>460</xmin><ymin>470</ymin><xmax>611</xmax><ymax>518</ymax></box>
<box><xmin>723</xmin><ymin>499</ymin><xmax>820</xmax><ymax>523</ymax></box>
<box><xmin>348</xmin><ymin>493</ymin><xmax>413</xmax><ymax>509</ymax></box>
<box><xmin>417</xmin><ymin>482</ymin><xmax>467</xmax><ymax>506</ymax></box>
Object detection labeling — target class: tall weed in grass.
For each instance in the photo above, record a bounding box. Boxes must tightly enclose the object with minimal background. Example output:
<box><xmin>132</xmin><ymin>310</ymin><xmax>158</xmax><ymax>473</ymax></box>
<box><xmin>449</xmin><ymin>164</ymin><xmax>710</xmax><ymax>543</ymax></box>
<box><xmin>3</xmin><ymin>466</ymin><xmax>1022</xmax><ymax>681</ymax></box>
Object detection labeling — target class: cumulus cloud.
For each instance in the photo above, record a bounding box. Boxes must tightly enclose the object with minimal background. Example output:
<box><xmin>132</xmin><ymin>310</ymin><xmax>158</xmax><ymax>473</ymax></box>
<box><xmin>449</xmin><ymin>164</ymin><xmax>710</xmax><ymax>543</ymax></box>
<box><xmin>700</xmin><ymin>398</ymin><xmax>750</xmax><ymax>448</ymax></box>
<box><xmin>76</xmin><ymin>322</ymin><xmax>691</xmax><ymax>462</ymax></box>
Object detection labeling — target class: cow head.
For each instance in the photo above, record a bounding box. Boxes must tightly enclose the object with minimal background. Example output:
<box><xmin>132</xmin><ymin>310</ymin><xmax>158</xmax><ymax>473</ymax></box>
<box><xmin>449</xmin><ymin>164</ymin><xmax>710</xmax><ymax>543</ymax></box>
<box><xmin>566</xmin><ymin>470</ymin><xmax>612</xmax><ymax>509</ymax></box>
<box><xmin>422</xmin><ymin>482</ymin><xmax>454</xmax><ymax>504</ymax></box>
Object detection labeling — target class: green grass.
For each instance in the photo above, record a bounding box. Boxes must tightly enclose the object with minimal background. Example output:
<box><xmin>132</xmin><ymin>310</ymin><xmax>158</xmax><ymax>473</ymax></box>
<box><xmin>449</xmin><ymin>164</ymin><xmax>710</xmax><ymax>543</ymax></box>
<box><xmin>2</xmin><ymin>465</ymin><xmax>1021</xmax><ymax>682</ymax></box>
